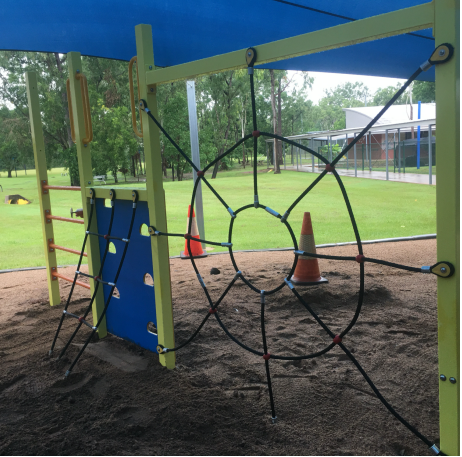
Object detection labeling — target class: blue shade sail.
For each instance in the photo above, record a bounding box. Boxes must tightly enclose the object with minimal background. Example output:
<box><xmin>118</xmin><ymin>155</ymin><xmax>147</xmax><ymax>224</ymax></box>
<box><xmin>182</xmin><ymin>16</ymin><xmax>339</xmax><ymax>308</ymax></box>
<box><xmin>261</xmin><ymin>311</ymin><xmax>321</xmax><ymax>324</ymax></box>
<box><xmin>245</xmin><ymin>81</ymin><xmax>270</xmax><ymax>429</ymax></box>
<box><xmin>0</xmin><ymin>0</ymin><xmax>435</xmax><ymax>80</ymax></box>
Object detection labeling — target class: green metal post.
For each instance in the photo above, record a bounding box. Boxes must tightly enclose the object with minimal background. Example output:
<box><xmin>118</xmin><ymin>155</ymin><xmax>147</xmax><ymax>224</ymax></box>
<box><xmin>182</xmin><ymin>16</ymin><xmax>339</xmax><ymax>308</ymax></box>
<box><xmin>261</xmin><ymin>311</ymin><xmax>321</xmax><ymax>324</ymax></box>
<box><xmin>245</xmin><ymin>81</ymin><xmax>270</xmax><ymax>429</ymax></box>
<box><xmin>25</xmin><ymin>71</ymin><xmax>61</xmax><ymax>306</ymax></box>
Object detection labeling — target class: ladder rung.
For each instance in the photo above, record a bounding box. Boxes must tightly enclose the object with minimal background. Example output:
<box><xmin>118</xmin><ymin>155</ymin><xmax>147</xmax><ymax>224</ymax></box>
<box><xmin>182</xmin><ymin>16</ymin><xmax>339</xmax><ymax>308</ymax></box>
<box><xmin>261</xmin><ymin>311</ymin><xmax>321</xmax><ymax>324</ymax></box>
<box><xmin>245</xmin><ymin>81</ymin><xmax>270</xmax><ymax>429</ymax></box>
<box><xmin>52</xmin><ymin>271</ymin><xmax>90</xmax><ymax>290</ymax></box>
<box><xmin>49</xmin><ymin>243</ymin><xmax>87</xmax><ymax>257</ymax></box>
<box><xmin>46</xmin><ymin>215</ymin><xmax>84</xmax><ymax>225</ymax></box>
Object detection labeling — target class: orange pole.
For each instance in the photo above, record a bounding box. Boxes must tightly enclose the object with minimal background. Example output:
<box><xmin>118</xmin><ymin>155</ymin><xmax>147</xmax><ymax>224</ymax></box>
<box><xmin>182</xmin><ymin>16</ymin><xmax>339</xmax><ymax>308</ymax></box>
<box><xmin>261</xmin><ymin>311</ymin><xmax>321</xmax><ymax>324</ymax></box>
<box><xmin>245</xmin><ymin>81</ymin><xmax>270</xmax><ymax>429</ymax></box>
<box><xmin>46</xmin><ymin>215</ymin><xmax>85</xmax><ymax>225</ymax></box>
<box><xmin>52</xmin><ymin>271</ymin><xmax>91</xmax><ymax>290</ymax></box>
<box><xmin>42</xmin><ymin>185</ymin><xmax>81</xmax><ymax>191</ymax></box>
<box><xmin>49</xmin><ymin>243</ymin><xmax>87</xmax><ymax>257</ymax></box>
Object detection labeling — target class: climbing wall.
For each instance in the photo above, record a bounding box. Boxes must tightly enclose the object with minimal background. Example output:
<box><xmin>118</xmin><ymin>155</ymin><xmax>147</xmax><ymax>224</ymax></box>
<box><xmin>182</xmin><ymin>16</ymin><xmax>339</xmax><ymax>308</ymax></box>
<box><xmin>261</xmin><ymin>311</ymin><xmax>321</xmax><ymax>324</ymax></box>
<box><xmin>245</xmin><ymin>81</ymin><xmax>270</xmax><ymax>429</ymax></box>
<box><xmin>95</xmin><ymin>197</ymin><xmax>158</xmax><ymax>352</ymax></box>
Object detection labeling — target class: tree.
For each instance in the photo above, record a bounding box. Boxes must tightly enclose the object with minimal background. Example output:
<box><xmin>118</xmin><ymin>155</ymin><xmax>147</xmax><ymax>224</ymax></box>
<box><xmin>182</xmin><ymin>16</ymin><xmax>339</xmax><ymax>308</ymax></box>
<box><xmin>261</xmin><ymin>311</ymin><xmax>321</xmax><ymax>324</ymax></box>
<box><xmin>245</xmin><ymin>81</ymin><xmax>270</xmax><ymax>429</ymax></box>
<box><xmin>315</xmin><ymin>82</ymin><xmax>369</xmax><ymax>131</ymax></box>
<box><xmin>91</xmin><ymin>104</ymin><xmax>137</xmax><ymax>182</ymax></box>
<box><xmin>412</xmin><ymin>81</ymin><xmax>435</xmax><ymax>103</ymax></box>
<box><xmin>372</xmin><ymin>83</ymin><xmax>407</xmax><ymax>106</ymax></box>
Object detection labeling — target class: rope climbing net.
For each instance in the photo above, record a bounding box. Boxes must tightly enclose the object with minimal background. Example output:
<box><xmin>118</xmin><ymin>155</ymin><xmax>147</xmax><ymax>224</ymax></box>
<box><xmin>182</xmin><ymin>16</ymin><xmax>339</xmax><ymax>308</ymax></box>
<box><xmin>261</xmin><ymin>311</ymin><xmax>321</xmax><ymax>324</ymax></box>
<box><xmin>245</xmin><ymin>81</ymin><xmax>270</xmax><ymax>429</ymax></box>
<box><xmin>50</xmin><ymin>189</ymin><xmax>139</xmax><ymax>377</ymax></box>
<box><xmin>142</xmin><ymin>44</ymin><xmax>455</xmax><ymax>455</ymax></box>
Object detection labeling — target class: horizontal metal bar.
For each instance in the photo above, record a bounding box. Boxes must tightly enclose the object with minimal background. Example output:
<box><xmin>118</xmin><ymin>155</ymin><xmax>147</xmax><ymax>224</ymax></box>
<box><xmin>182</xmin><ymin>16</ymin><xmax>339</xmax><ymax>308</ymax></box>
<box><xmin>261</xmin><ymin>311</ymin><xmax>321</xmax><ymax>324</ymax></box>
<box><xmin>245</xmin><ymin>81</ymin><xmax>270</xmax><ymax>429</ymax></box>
<box><xmin>84</xmin><ymin>187</ymin><xmax>148</xmax><ymax>202</ymax></box>
<box><xmin>43</xmin><ymin>185</ymin><xmax>81</xmax><ymax>191</ymax></box>
<box><xmin>46</xmin><ymin>215</ymin><xmax>85</xmax><ymax>225</ymax></box>
<box><xmin>51</xmin><ymin>271</ymin><xmax>91</xmax><ymax>290</ymax></box>
<box><xmin>146</xmin><ymin>2</ymin><xmax>433</xmax><ymax>85</ymax></box>
<box><xmin>49</xmin><ymin>243</ymin><xmax>87</xmax><ymax>257</ymax></box>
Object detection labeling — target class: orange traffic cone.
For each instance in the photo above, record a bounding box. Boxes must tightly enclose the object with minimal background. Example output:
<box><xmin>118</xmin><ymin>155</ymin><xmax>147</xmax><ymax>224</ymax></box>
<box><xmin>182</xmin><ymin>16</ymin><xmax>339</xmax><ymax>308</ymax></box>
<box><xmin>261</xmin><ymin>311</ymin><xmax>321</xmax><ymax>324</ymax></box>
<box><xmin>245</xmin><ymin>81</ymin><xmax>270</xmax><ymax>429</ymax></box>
<box><xmin>180</xmin><ymin>205</ymin><xmax>208</xmax><ymax>259</ymax></box>
<box><xmin>291</xmin><ymin>212</ymin><xmax>328</xmax><ymax>285</ymax></box>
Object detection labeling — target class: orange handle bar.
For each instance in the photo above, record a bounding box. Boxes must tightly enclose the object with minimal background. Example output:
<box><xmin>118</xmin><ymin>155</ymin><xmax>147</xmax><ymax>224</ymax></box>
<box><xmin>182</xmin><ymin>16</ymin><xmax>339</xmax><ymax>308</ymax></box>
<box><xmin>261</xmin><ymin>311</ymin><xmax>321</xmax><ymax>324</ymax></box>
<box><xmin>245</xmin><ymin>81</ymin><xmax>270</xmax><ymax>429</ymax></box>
<box><xmin>129</xmin><ymin>56</ymin><xmax>143</xmax><ymax>138</ymax></box>
<box><xmin>52</xmin><ymin>271</ymin><xmax>90</xmax><ymax>290</ymax></box>
<box><xmin>43</xmin><ymin>184</ymin><xmax>81</xmax><ymax>191</ymax></box>
<box><xmin>46</xmin><ymin>214</ymin><xmax>85</xmax><ymax>225</ymax></box>
<box><xmin>49</xmin><ymin>243</ymin><xmax>87</xmax><ymax>257</ymax></box>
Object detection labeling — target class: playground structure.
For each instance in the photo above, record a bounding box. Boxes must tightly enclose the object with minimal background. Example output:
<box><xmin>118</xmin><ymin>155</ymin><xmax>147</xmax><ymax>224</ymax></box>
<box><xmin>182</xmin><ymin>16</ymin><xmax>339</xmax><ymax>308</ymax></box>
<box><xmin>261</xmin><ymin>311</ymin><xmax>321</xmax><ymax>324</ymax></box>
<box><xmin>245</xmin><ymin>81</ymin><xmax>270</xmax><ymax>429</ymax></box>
<box><xmin>25</xmin><ymin>2</ymin><xmax>458</xmax><ymax>455</ymax></box>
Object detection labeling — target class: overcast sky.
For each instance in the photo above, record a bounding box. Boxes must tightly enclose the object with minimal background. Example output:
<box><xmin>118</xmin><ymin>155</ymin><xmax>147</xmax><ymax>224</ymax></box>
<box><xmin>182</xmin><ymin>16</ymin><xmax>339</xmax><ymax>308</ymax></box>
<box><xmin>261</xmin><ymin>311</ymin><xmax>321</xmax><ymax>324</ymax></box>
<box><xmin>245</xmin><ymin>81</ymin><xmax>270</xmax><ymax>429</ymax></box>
<box><xmin>291</xmin><ymin>70</ymin><xmax>408</xmax><ymax>104</ymax></box>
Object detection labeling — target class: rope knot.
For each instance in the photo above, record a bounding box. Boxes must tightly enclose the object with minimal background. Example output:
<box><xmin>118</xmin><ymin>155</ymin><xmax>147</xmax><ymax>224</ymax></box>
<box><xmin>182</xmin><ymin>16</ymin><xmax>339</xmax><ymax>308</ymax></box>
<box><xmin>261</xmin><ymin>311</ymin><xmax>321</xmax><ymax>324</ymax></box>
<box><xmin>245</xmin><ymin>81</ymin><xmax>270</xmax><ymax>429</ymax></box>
<box><xmin>333</xmin><ymin>335</ymin><xmax>342</xmax><ymax>344</ymax></box>
<box><xmin>252</xmin><ymin>130</ymin><xmax>261</xmax><ymax>138</ymax></box>
<box><xmin>209</xmin><ymin>308</ymin><xmax>217</xmax><ymax>314</ymax></box>
<box><xmin>325</xmin><ymin>163</ymin><xmax>335</xmax><ymax>173</ymax></box>
<box><xmin>356</xmin><ymin>254</ymin><xmax>366</xmax><ymax>264</ymax></box>
<box><xmin>263</xmin><ymin>353</ymin><xmax>271</xmax><ymax>360</ymax></box>
<box><xmin>196</xmin><ymin>170</ymin><xmax>204</xmax><ymax>178</ymax></box>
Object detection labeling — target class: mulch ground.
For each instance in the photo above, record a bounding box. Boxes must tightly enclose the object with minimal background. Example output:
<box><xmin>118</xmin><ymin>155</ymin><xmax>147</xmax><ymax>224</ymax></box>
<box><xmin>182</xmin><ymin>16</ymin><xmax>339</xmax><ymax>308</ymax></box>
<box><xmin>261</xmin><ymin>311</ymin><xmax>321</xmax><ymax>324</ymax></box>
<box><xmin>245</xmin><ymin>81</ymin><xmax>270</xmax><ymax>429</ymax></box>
<box><xmin>0</xmin><ymin>239</ymin><xmax>441</xmax><ymax>455</ymax></box>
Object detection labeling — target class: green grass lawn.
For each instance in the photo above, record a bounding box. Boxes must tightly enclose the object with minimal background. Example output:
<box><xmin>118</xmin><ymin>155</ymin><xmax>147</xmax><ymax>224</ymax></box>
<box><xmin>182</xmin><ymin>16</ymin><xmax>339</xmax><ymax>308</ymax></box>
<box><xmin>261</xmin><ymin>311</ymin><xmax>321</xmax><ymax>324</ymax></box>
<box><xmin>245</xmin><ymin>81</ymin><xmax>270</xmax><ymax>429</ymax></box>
<box><xmin>0</xmin><ymin>166</ymin><xmax>436</xmax><ymax>270</ymax></box>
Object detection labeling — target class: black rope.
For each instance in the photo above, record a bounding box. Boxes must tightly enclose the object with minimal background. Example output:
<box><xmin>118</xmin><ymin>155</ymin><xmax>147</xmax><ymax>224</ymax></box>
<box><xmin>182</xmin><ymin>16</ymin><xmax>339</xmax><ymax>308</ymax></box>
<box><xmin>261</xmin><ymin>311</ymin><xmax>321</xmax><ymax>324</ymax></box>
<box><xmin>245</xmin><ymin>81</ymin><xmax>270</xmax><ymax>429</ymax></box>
<box><xmin>331</xmin><ymin>67</ymin><xmax>423</xmax><ymax>166</ymax></box>
<box><xmin>140</xmin><ymin>58</ymin><xmax>444</xmax><ymax>451</ymax></box>
<box><xmin>57</xmin><ymin>199</ymin><xmax>117</xmax><ymax>359</ymax></box>
<box><xmin>294</xmin><ymin>250</ymin><xmax>422</xmax><ymax>273</ymax></box>
<box><xmin>260</xmin><ymin>292</ymin><xmax>276</xmax><ymax>419</ymax></box>
<box><xmin>64</xmin><ymin>194</ymin><xmax>139</xmax><ymax>375</ymax></box>
<box><xmin>49</xmin><ymin>195</ymin><xmax>96</xmax><ymax>354</ymax></box>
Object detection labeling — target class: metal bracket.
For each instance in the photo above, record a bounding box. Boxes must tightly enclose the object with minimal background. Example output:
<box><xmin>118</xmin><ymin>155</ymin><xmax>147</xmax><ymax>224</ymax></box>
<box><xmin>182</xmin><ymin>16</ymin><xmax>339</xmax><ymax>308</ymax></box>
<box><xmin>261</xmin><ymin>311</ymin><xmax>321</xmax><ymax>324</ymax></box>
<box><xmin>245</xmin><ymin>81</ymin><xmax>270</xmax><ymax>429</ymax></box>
<box><xmin>131</xmin><ymin>189</ymin><xmax>139</xmax><ymax>203</ymax></box>
<box><xmin>429</xmin><ymin>43</ymin><xmax>454</xmax><ymax>65</ymax></box>
<box><xmin>45</xmin><ymin>208</ymin><xmax>52</xmax><ymax>224</ymax></box>
<box><xmin>246</xmin><ymin>47</ymin><xmax>257</xmax><ymax>67</ymax></box>
<box><xmin>431</xmin><ymin>261</ymin><xmax>455</xmax><ymax>278</ymax></box>
<box><xmin>148</xmin><ymin>226</ymin><xmax>160</xmax><ymax>236</ymax></box>
<box><xmin>41</xmin><ymin>180</ymin><xmax>48</xmax><ymax>194</ymax></box>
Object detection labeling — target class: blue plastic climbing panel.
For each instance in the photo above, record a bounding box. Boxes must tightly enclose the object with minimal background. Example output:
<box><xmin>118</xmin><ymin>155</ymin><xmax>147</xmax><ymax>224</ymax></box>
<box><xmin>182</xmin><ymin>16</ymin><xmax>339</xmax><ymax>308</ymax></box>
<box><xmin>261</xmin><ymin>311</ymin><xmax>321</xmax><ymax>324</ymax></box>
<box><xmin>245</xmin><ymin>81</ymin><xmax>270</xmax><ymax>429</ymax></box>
<box><xmin>95</xmin><ymin>197</ymin><xmax>158</xmax><ymax>352</ymax></box>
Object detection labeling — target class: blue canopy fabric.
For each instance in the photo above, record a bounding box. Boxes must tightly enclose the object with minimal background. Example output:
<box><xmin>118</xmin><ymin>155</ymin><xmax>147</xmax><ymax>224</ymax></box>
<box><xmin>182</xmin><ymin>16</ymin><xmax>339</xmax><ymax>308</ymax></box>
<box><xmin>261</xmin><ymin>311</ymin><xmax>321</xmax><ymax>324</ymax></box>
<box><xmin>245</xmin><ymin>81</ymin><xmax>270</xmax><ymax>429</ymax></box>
<box><xmin>0</xmin><ymin>0</ymin><xmax>435</xmax><ymax>81</ymax></box>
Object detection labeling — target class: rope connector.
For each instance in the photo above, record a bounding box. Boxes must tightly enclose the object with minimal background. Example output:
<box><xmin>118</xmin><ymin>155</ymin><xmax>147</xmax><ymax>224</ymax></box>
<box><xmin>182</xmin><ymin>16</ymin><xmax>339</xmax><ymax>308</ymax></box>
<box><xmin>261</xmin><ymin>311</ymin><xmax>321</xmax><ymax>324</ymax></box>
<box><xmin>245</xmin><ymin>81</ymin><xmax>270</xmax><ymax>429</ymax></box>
<box><xmin>333</xmin><ymin>335</ymin><xmax>342</xmax><ymax>344</ymax></box>
<box><xmin>294</xmin><ymin>250</ymin><xmax>304</xmax><ymax>256</ymax></box>
<box><xmin>234</xmin><ymin>271</ymin><xmax>242</xmax><ymax>280</ymax></box>
<box><xmin>196</xmin><ymin>170</ymin><xmax>204</xmax><ymax>178</ymax></box>
<box><xmin>325</xmin><ymin>163</ymin><xmax>335</xmax><ymax>173</ymax></box>
<box><xmin>221</xmin><ymin>242</ymin><xmax>232</xmax><ymax>247</ymax></box>
<box><xmin>78</xmin><ymin>316</ymin><xmax>84</xmax><ymax>323</ymax></box>
<box><xmin>252</xmin><ymin>130</ymin><xmax>261</xmax><ymax>137</ymax></box>
<box><xmin>197</xmin><ymin>274</ymin><xmax>206</xmax><ymax>289</ymax></box>
<box><xmin>156</xmin><ymin>345</ymin><xmax>168</xmax><ymax>354</ymax></box>
<box><xmin>265</xmin><ymin>207</ymin><xmax>280</xmax><ymax>218</ymax></box>
<box><xmin>430</xmin><ymin>444</ymin><xmax>441</xmax><ymax>455</ymax></box>
<box><xmin>271</xmin><ymin>416</ymin><xmax>278</xmax><ymax>424</ymax></box>
<box><xmin>209</xmin><ymin>308</ymin><xmax>217</xmax><ymax>314</ymax></box>
<box><xmin>260</xmin><ymin>290</ymin><xmax>265</xmax><ymax>304</ymax></box>
<box><xmin>227</xmin><ymin>207</ymin><xmax>236</xmax><ymax>218</ymax></box>
<box><xmin>280</xmin><ymin>211</ymin><xmax>289</xmax><ymax>223</ymax></box>
<box><xmin>184</xmin><ymin>233</ymin><xmax>192</xmax><ymax>240</ymax></box>
<box><xmin>421</xmin><ymin>266</ymin><xmax>431</xmax><ymax>273</ymax></box>
<box><xmin>356</xmin><ymin>254</ymin><xmax>366</xmax><ymax>264</ymax></box>
<box><xmin>104</xmin><ymin>234</ymin><xmax>109</xmax><ymax>240</ymax></box>
<box><xmin>284</xmin><ymin>278</ymin><xmax>294</xmax><ymax>290</ymax></box>
<box><xmin>263</xmin><ymin>353</ymin><xmax>271</xmax><ymax>360</ymax></box>
<box><xmin>254</xmin><ymin>195</ymin><xmax>259</xmax><ymax>208</ymax></box>
<box><xmin>148</xmin><ymin>226</ymin><xmax>160</xmax><ymax>236</ymax></box>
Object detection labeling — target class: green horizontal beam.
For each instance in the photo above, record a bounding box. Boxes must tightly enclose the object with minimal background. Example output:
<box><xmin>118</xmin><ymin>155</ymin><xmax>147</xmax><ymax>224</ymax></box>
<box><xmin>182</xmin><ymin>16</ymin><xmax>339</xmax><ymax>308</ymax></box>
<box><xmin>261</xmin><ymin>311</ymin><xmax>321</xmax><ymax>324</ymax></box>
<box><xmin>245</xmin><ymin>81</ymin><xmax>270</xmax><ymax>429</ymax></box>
<box><xmin>85</xmin><ymin>187</ymin><xmax>148</xmax><ymax>201</ymax></box>
<box><xmin>146</xmin><ymin>1</ymin><xmax>434</xmax><ymax>85</ymax></box>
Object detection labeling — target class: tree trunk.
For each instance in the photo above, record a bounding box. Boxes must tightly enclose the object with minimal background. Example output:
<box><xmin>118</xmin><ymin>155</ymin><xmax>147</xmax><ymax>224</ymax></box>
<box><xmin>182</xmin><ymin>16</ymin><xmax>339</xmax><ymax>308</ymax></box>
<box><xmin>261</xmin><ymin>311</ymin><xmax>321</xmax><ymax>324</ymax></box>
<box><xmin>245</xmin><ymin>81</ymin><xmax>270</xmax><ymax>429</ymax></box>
<box><xmin>7</xmin><ymin>169</ymin><xmax>12</xmax><ymax>178</ymax></box>
<box><xmin>269</xmin><ymin>70</ymin><xmax>279</xmax><ymax>173</ymax></box>
<box><xmin>275</xmin><ymin>76</ymin><xmax>283</xmax><ymax>172</ymax></box>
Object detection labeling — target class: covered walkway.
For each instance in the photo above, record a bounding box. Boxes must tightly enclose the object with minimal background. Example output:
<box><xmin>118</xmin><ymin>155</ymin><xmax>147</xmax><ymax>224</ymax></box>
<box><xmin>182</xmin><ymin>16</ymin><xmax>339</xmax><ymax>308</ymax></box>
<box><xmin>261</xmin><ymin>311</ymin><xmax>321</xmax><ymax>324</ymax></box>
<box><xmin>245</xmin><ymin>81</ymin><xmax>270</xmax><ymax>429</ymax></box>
<box><xmin>284</xmin><ymin>163</ymin><xmax>436</xmax><ymax>185</ymax></box>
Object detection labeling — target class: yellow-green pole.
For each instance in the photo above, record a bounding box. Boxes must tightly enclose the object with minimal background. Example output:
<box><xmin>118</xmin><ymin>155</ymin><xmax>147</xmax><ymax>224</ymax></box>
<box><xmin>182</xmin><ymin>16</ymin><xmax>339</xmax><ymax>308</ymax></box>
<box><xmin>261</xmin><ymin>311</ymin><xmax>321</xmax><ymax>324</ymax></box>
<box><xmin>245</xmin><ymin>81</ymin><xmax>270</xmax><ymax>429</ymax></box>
<box><xmin>67</xmin><ymin>52</ymin><xmax>107</xmax><ymax>338</ymax></box>
<box><xmin>25</xmin><ymin>71</ymin><xmax>61</xmax><ymax>306</ymax></box>
<box><xmin>135</xmin><ymin>24</ymin><xmax>176</xmax><ymax>368</ymax></box>
<box><xmin>434</xmin><ymin>0</ymin><xmax>460</xmax><ymax>454</ymax></box>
